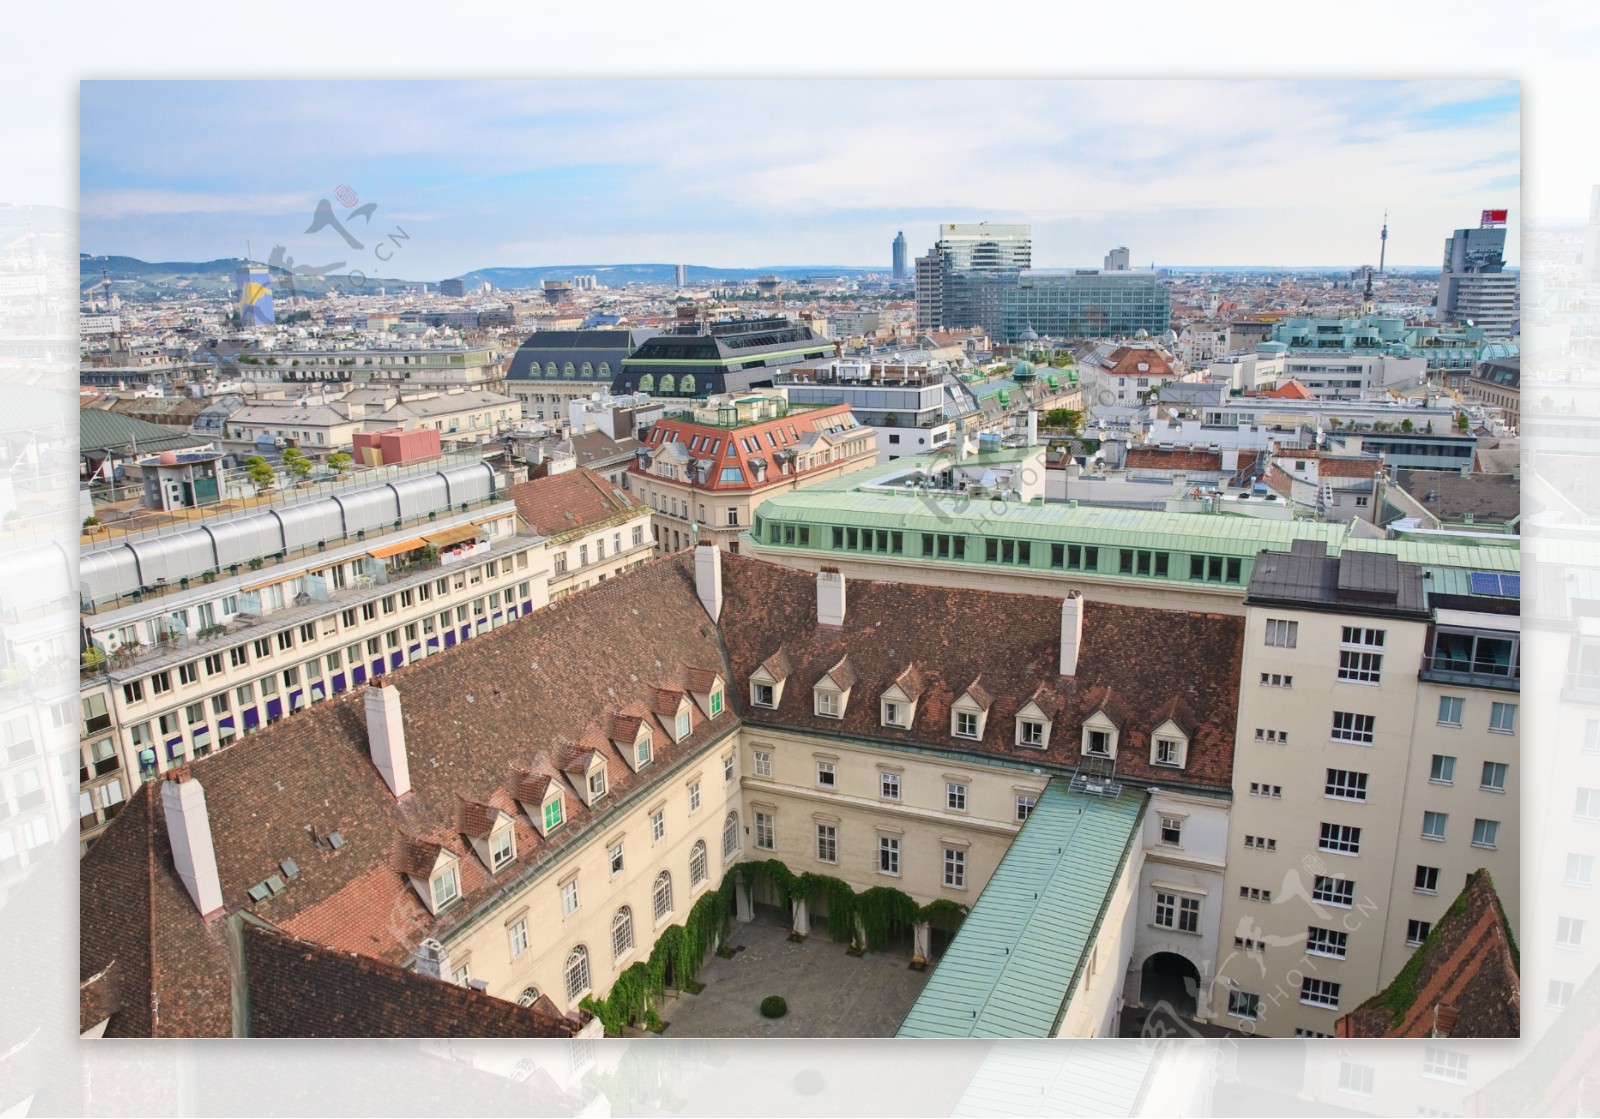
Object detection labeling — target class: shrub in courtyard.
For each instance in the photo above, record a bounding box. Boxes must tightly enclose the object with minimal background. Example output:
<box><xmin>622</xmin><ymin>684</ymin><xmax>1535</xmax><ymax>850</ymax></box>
<box><xmin>760</xmin><ymin>995</ymin><xmax>788</xmax><ymax>1019</ymax></box>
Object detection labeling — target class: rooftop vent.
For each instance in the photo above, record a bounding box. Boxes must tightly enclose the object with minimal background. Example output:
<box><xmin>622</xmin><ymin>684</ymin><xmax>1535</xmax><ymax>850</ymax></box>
<box><xmin>328</xmin><ymin>831</ymin><xmax>346</xmax><ymax>850</ymax></box>
<box><xmin>280</xmin><ymin>858</ymin><xmax>300</xmax><ymax>879</ymax></box>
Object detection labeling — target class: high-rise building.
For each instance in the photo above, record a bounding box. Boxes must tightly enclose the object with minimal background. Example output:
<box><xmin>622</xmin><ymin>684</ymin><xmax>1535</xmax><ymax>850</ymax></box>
<box><xmin>438</xmin><ymin>278</ymin><xmax>466</xmax><ymax>297</ymax></box>
<box><xmin>913</xmin><ymin>223</ymin><xmax>1032</xmax><ymax>335</ymax></box>
<box><xmin>1436</xmin><ymin>212</ymin><xmax>1517</xmax><ymax>340</ymax></box>
<box><xmin>1104</xmin><ymin>247</ymin><xmax>1130</xmax><ymax>272</ymax></box>
<box><xmin>892</xmin><ymin>231</ymin><xmax>907</xmax><ymax>280</ymax></box>
<box><xmin>676</xmin><ymin>264</ymin><xmax>689</xmax><ymax>289</ymax></box>
<box><xmin>999</xmin><ymin>270</ymin><xmax>1170</xmax><ymax>342</ymax></box>
<box><xmin>233</xmin><ymin>262</ymin><xmax>273</xmax><ymax>326</ymax></box>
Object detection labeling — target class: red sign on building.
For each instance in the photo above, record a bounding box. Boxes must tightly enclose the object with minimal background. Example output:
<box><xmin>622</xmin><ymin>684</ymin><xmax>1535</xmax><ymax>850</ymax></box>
<box><xmin>1481</xmin><ymin>208</ymin><xmax>1509</xmax><ymax>225</ymax></box>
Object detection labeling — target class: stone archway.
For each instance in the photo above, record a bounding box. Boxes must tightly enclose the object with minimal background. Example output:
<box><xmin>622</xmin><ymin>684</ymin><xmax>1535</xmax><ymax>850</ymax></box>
<box><xmin>1138</xmin><ymin>951</ymin><xmax>1201</xmax><ymax>1017</ymax></box>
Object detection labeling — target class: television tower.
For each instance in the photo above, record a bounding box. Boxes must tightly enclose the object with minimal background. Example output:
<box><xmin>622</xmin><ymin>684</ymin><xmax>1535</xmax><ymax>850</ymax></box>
<box><xmin>1378</xmin><ymin>211</ymin><xmax>1388</xmax><ymax>275</ymax></box>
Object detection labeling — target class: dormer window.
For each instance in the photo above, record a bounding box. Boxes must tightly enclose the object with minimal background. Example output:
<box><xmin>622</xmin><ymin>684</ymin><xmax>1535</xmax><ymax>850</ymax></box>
<box><xmin>489</xmin><ymin>822</ymin><xmax>516</xmax><ymax>872</ymax></box>
<box><xmin>1086</xmin><ymin>729</ymin><xmax>1112</xmax><ymax>756</ymax></box>
<box><xmin>1150</xmin><ymin>719</ymin><xmax>1188</xmax><ymax>769</ymax></box>
<box><xmin>588</xmin><ymin>768</ymin><xmax>607</xmax><ymax>801</ymax></box>
<box><xmin>636</xmin><ymin>731</ymin><xmax>653</xmax><ymax>769</ymax></box>
<box><xmin>430</xmin><ymin>862</ymin><xmax>460</xmax><ymax>909</ymax></box>
<box><xmin>951</xmin><ymin>679</ymin><xmax>992</xmax><ymax>741</ymax></box>
<box><xmin>753</xmin><ymin>681</ymin><xmax>776</xmax><ymax>708</ymax></box>
<box><xmin>675</xmin><ymin>710</ymin><xmax>691</xmax><ymax>738</ymax></box>
<box><xmin>710</xmin><ymin>686</ymin><xmax>724</xmax><ymax>717</ymax></box>
<box><xmin>955</xmin><ymin>711</ymin><xmax>980</xmax><ymax>739</ymax></box>
<box><xmin>883</xmin><ymin>699</ymin><xmax>903</xmax><ymax>727</ymax></box>
<box><xmin>543</xmin><ymin>795</ymin><xmax>564</xmax><ymax>833</ymax></box>
<box><xmin>1014</xmin><ymin>700</ymin><xmax>1054</xmax><ymax>750</ymax></box>
<box><xmin>816</xmin><ymin>687</ymin><xmax>842</xmax><ymax>718</ymax></box>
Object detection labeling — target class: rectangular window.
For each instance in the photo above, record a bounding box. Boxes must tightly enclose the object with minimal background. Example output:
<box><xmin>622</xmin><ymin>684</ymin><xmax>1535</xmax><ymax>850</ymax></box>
<box><xmin>561</xmin><ymin>878</ymin><xmax>579</xmax><ymax>916</ymax></box>
<box><xmin>1558</xmin><ymin>916</ymin><xmax>1585</xmax><ymax>948</ymax></box>
<box><xmin>1338</xmin><ymin>1062</ymin><xmax>1374</xmax><ymax>1096</ymax></box>
<box><xmin>955</xmin><ymin>710</ymin><xmax>978</xmax><ymax>739</ymax></box>
<box><xmin>1337</xmin><ymin>650</ymin><xmax>1383</xmax><ymax>683</ymax></box>
<box><xmin>753</xmin><ymin>681</ymin><xmax>775</xmax><ymax>708</ymax></box>
<box><xmin>1265</xmin><ymin>618</ymin><xmax>1298</xmax><ymax>647</ymax></box>
<box><xmin>1260</xmin><ymin>672</ymin><xmax>1293</xmax><ymax>688</ymax></box>
<box><xmin>1306</xmin><ymin>926</ymin><xmax>1348</xmax><ymax>958</ymax></box>
<box><xmin>1567</xmin><ymin>853</ymin><xmax>1594</xmax><ymax>886</ymax></box>
<box><xmin>943</xmin><ymin>847</ymin><xmax>966</xmax><ymax>888</ymax></box>
<box><xmin>509</xmin><ymin>917</ymin><xmax>529</xmax><ymax>958</ymax></box>
<box><xmin>1249</xmin><ymin>783</ymin><xmax>1282</xmax><ymax>798</ymax></box>
<box><xmin>1430</xmin><ymin>754</ymin><xmax>1456</xmax><ymax>784</ymax></box>
<box><xmin>752</xmin><ymin>811</ymin><xmax>774</xmax><ymax>851</ymax></box>
<box><xmin>1160</xmin><ymin>816</ymin><xmax>1182</xmax><ymax>845</ymax></box>
<box><xmin>1481</xmin><ymin>761</ymin><xmax>1508</xmax><ymax>792</ymax></box>
<box><xmin>1422</xmin><ymin>811</ymin><xmax>1448</xmax><ymax>840</ymax></box>
<box><xmin>688</xmin><ymin>780</ymin><xmax>701</xmax><ymax>813</ymax></box>
<box><xmin>1340</xmin><ymin>626</ymin><xmax>1385</xmax><ymax>648</ymax></box>
<box><xmin>880</xmin><ymin>771</ymin><xmax>900</xmax><ymax>800</ymax></box>
<box><xmin>1313</xmin><ymin>876</ymin><xmax>1355</xmax><ymax>907</ymax></box>
<box><xmin>609</xmin><ymin>841</ymin><xmax>625</xmax><ymax>877</ymax></box>
<box><xmin>1437</xmin><ymin>696</ymin><xmax>1464</xmax><ymax>726</ymax></box>
<box><xmin>1228</xmin><ymin>991</ymin><xmax>1260</xmax><ymax>1019</ymax></box>
<box><xmin>1471</xmin><ymin>818</ymin><xmax>1499</xmax><ymax>849</ymax></box>
<box><xmin>1415</xmin><ymin>865</ymin><xmax>1440</xmax><ymax>893</ymax></box>
<box><xmin>1331</xmin><ymin>711</ymin><xmax>1375</xmax><ymax>744</ymax></box>
<box><xmin>878</xmin><ymin>836</ymin><xmax>900</xmax><ymax>875</ymax></box>
<box><xmin>947</xmin><ymin>782</ymin><xmax>967</xmax><ymax>811</ymax></box>
<box><xmin>816</xmin><ymin>690</ymin><xmax>841</xmax><ymax>718</ymax></box>
<box><xmin>1154</xmin><ymin>738</ymin><xmax>1181</xmax><ymax>766</ymax></box>
<box><xmin>1422</xmin><ymin>1048</ymin><xmax>1468</xmax><ymax>1083</ymax></box>
<box><xmin>1578</xmin><ymin>788</ymin><xmax>1600</xmax><ymax>820</ymax></box>
<box><xmin>753</xmin><ymin>750</ymin><xmax>772</xmax><ymax>778</ymax></box>
<box><xmin>1300</xmin><ymin>977</ymin><xmax>1341</xmax><ymax>1009</ymax></box>
<box><xmin>1016</xmin><ymin>794</ymin><xmax>1036</xmax><ymax>822</ymax></box>
<box><xmin>1020</xmin><ymin>720</ymin><xmax>1045</xmax><ymax>747</ymax></box>
<box><xmin>1324</xmin><ymin>769</ymin><xmax>1369</xmax><ymax>801</ymax></box>
<box><xmin>816</xmin><ymin>761</ymin><xmax>836</xmax><ymax>788</ymax></box>
<box><xmin>816</xmin><ymin>823</ymin><xmax>837</xmax><ymax>863</ymax></box>
<box><xmin>1489</xmin><ymin>702</ymin><xmax>1516</xmax><ymax>734</ymax></box>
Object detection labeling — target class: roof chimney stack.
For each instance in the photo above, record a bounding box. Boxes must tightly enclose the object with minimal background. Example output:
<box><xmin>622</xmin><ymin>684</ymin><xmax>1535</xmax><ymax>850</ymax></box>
<box><xmin>161</xmin><ymin>771</ymin><xmax>225</xmax><ymax>918</ymax></box>
<box><xmin>817</xmin><ymin>566</ymin><xmax>847</xmax><ymax>628</ymax></box>
<box><xmin>1060</xmin><ymin>591</ymin><xmax>1084</xmax><ymax>676</ymax></box>
<box><xmin>365</xmin><ymin>679</ymin><xmax>411</xmax><ymax>798</ymax></box>
<box><xmin>694</xmin><ymin>543</ymin><xmax>723</xmax><ymax>622</ymax></box>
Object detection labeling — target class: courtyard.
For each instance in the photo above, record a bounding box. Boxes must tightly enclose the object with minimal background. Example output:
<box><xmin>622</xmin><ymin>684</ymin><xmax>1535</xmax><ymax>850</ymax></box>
<box><xmin>645</xmin><ymin>916</ymin><xmax>934</xmax><ymax>1038</ymax></box>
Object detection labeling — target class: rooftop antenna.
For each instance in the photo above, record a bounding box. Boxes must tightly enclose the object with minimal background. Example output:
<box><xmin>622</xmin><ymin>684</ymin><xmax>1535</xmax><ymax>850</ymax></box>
<box><xmin>1378</xmin><ymin>211</ymin><xmax>1388</xmax><ymax>275</ymax></box>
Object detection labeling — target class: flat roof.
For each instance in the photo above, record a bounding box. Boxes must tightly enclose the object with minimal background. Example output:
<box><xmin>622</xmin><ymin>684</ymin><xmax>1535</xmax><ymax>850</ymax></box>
<box><xmin>896</xmin><ymin>779</ymin><xmax>1145</xmax><ymax>1038</ymax></box>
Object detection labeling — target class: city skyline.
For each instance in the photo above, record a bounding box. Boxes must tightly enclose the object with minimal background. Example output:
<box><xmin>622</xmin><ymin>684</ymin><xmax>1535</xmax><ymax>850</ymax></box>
<box><xmin>80</xmin><ymin>79</ymin><xmax>1520</xmax><ymax>278</ymax></box>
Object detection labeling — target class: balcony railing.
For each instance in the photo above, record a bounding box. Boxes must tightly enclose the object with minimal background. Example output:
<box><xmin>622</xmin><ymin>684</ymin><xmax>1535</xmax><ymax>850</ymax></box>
<box><xmin>1420</xmin><ymin>655</ymin><xmax>1520</xmax><ymax>692</ymax></box>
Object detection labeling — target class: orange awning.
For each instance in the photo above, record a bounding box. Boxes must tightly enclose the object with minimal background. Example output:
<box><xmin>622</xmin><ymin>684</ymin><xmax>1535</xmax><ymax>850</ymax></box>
<box><xmin>368</xmin><ymin>538</ymin><xmax>427</xmax><ymax>560</ymax></box>
<box><xmin>423</xmin><ymin>524</ymin><xmax>482</xmax><ymax>548</ymax></box>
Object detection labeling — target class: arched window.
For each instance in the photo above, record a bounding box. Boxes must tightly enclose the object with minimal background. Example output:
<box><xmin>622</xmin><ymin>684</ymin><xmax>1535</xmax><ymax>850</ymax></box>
<box><xmin>659</xmin><ymin>373</ymin><xmax>676</xmax><ymax>394</ymax></box>
<box><xmin>581</xmin><ymin>362</ymin><xmax>593</xmax><ymax>377</ymax></box>
<box><xmin>598</xmin><ymin>362</ymin><xmax>611</xmax><ymax>377</ymax></box>
<box><xmin>638</xmin><ymin>373</ymin><xmax>654</xmax><ymax>393</ymax></box>
<box><xmin>680</xmin><ymin>373</ymin><xmax>696</xmax><ymax>396</ymax></box>
<box><xmin>563</xmin><ymin>362</ymin><xmax>576</xmax><ymax>378</ymax></box>
<box><xmin>690</xmin><ymin>839</ymin><xmax>708</xmax><ymax>887</ymax></box>
<box><xmin>564</xmin><ymin>945</ymin><xmax>590</xmax><ymax>1002</ymax></box>
<box><xmin>545</xmin><ymin>362</ymin><xmax>558</xmax><ymax>377</ymax></box>
<box><xmin>517</xmin><ymin>986</ymin><xmax>540</xmax><ymax>1006</ymax></box>
<box><xmin>722</xmin><ymin>810</ymin><xmax>740</xmax><ymax>859</ymax></box>
<box><xmin>611</xmin><ymin>906</ymin><xmax>634</xmax><ymax>961</ymax></box>
<box><xmin>653</xmin><ymin>871</ymin><xmax>673</xmax><ymax>922</ymax></box>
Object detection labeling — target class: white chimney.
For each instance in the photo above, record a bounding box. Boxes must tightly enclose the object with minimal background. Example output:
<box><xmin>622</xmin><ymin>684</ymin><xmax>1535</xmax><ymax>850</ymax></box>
<box><xmin>695</xmin><ymin>543</ymin><xmax>723</xmax><ymax>622</ymax></box>
<box><xmin>365</xmin><ymin>679</ymin><xmax>411</xmax><ymax>798</ymax></box>
<box><xmin>1060</xmin><ymin>591</ymin><xmax>1084</xmax><ymax>676</ymax></box>
<box><xmin>817</xmin><ymin>566</ymin><xmax>847</xmax><ymax>627</ymax></box>
<box><xmin>161</xmin><ymin>772</ymin><xmax>224</xmax><ymax>918</ymax></box>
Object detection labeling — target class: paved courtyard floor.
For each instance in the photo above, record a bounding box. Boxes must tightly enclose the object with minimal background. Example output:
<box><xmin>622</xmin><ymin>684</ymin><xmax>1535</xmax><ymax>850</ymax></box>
<box><xmin>649</xmin><ymin>917</ymin><xmax>933</xmax><ymax>1038</ymax></box>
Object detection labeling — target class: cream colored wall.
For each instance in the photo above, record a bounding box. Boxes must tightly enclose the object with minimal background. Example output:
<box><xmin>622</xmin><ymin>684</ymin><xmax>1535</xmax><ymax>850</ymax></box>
<box><xmin>545</xmin><ymin>511</ymin><xmax>655</xmax><ymax>600</ymax></box>
<box><xmin>443</xmin><ymin>731</ymin><xmax>745</xmax><ymax>1016</ymax></box>
<box><xmin>1056</xmin><ymin>844</ymin><xmax>1144</xmax><ymax>1037</ymax></box>
<box><xmin>1214</xmin><ymin>604</ymin><xmax>1429</xmax><ymax>1037</ymax></box>
<box><xmin>738</xmin><ymin>724</ymin><xmax>1044</xmax><ymax>908</ymax></box>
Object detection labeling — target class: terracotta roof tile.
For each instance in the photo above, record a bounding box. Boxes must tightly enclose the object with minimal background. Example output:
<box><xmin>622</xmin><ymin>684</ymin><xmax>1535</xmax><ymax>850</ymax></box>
<box><xmin>506</xmin><ymin>468</ymin><xmax>641</xmax><ymax>539</ymax></box>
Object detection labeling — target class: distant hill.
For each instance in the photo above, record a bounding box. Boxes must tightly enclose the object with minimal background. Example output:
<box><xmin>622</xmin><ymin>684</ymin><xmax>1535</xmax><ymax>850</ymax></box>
<box><xmin>81</xmin><ymin>254</ymin><xmax>886</xmax><ymax>299</ymax></box>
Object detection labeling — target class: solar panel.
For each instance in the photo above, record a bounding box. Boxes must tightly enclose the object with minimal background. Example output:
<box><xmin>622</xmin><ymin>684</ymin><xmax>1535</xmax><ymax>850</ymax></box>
<box><xmin>1501</xmin><ymin>573</ymin><xmax>1521</xmax><ymax>598</ymax></box>
<box><xmin>1469</xmin><ymin>571</ymin><xmax>1500</xmax><ymax>596</ymax></box>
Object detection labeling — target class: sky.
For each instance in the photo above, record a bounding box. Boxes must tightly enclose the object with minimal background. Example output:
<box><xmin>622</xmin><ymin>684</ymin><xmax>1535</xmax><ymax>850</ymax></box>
<box><xmin>78</xmin><ymin>79</ymin><xmax>1522</xmax><ymax>278</ymax></box>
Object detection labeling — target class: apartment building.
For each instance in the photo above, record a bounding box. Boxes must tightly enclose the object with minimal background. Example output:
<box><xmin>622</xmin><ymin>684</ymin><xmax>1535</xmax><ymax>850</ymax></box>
<box><xmin>507</xmin><ymin>468</ymin><xmax>653</xmax><ymax>602</ymax></box>
<box><xmin>630</xmin><ymin>395</ymin><xmax>876</xmax><ymax>553</ymax></box>
<box><xmin>1213</xmin><ymin>541</ymin><xmax>1520</xmax><ymax>1037</ymax></box>
<box><xmin>236</xmin><ymin>346</ymin><xmax>506</xmax><ymax>392</ymax></box>
<box><xmin>80</xmin><ymin>547</ymin><xmax>1247</xmax><ymax>1038</ymax></box>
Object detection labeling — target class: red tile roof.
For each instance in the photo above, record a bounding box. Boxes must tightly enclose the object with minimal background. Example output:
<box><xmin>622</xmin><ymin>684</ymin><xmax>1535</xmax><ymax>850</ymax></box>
<box><xmin>633</xmin><ymin>403</ymin><xmax>869</xmax><ymax>493</ymax></box>
<box><xmin>1125</xmin><ymin>446</ymin><xmax>1223</xmax><ymax>473</ymax></box>
<box><xmin>1337</xmin><ymin>869</ymin><xmax>1518</xmax><ymax>1038</ymax></box>
<box><xmin>507</xmin><ymin>467</ymin><xmax>641</xmax><ymax>539</ymax></box>
<box><xmin>1262</xmin><ymin>378</ymin><xmax>1314</xmax><ymax>399</ymax></box>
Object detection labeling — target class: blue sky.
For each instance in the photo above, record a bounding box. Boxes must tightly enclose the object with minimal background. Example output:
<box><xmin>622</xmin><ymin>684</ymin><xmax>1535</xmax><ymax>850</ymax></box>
<box><xmin>79</xmin><ymin>80</ymin><xmax>1521</xmax><ymax>277</ymax></box>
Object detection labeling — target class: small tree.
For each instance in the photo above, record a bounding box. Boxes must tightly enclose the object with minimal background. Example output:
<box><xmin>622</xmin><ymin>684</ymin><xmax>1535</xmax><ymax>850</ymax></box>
<box><xmin>244</xmin><ymin>455</ymin><xmax>276</xmax><ymax>492</ymax></box>
<box><xmin>281</xmin><ymin>447</ymin><xmax>313</xmax><ymax>480</ymax></box>
<box><xmin>1401</xmin><ymin>418</ymin><xmax>1414</xmax><ymax>433</ymax></box>
<box><xmin>1456</xmin><ymin>412</ymin><xmax>1469</xmax><ymax>432</ymax></box>
<box><xmin>327</xmin><ymin>451</ymin><xmax>353</xmax><ymax>474</ymax></box>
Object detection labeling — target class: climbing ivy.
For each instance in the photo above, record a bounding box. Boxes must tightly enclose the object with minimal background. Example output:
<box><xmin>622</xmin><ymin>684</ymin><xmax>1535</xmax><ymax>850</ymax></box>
<box><xmin>856</xmin><ymin>886</ymin><xmax>918</xmax><ymax>952</ymax></box>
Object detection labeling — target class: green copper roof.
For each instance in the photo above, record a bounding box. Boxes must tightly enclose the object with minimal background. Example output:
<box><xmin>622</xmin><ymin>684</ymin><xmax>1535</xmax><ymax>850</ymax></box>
<box><xmin>896</xmin><ymin>779</ymin><xmax>1145</xmax><ymax>1038</ymax></box>
<box><xmin>79</xmin><ymin>408</ymin><xmax>210</xmax><ymax>455</ymax></box>
<box><xmin>1343</xmin><ymin>536</ymin><xmax>1520</xmax><ymax>572</ymax></box>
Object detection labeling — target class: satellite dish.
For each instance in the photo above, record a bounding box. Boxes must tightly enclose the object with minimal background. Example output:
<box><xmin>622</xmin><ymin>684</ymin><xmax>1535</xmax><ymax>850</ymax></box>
<box><xmin>1097</xmin><ymin>388</ymin><xmax>1116</xmax><ymax>406</ymax></box>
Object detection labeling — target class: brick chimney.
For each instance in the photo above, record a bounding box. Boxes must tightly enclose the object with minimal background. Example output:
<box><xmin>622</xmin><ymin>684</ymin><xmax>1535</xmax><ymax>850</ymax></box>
<box><xmin>1060</xmin><ymin>591</ymin><xmax>1084</xmax><ymax>676</ymax></box>
<box><xmin>694</xmin><ymin>543</ymin><xmax>722</xmax><ymax>622</ymax></box>
<box><xmin>365</xmin><ymin>679</ymin><xmax>411</xmax><ymax>798</ymax></box>
<box><xmin>817</xmin><ymin>566</ymin><xmax>846</xmax><ymax>628</ymax></box>
<box><xmin>161</xmin><ymin>770</ymin><xmax>224</xmax><ymax>918</ymax></box>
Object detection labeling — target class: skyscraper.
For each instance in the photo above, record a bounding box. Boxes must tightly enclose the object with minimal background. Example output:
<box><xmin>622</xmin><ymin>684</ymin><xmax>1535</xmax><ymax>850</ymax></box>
<box><xmin>913</xmin><ymin>223</ymin><xmax>1032</xmax><ymax>334</ymax></box>
<box><xmin>892</xmin><ymin>231</ymin><xmax>907</xmax><ymax>280</ymax></box>
<box><xmin>1436</xmin><ymin>211</ymin><xmax>1517</xmax><ymax>340</ymax></box>
<box><xmin>675</xmin><ymin>264</ymin><xmax>688</xmax><ymax>289</ymax></box>
<box><xmin>1103</xmin><ymin>246</ymin><xmax>1130</xmax><ymax>271</ymax></box>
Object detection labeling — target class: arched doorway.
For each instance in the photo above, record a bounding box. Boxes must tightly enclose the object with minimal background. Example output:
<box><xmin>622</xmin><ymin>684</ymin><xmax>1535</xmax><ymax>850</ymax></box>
<box><xmin>1140</xmin><ymin>952</ymin><xmax>1200</xmax><ymax>1017</ymax></box>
